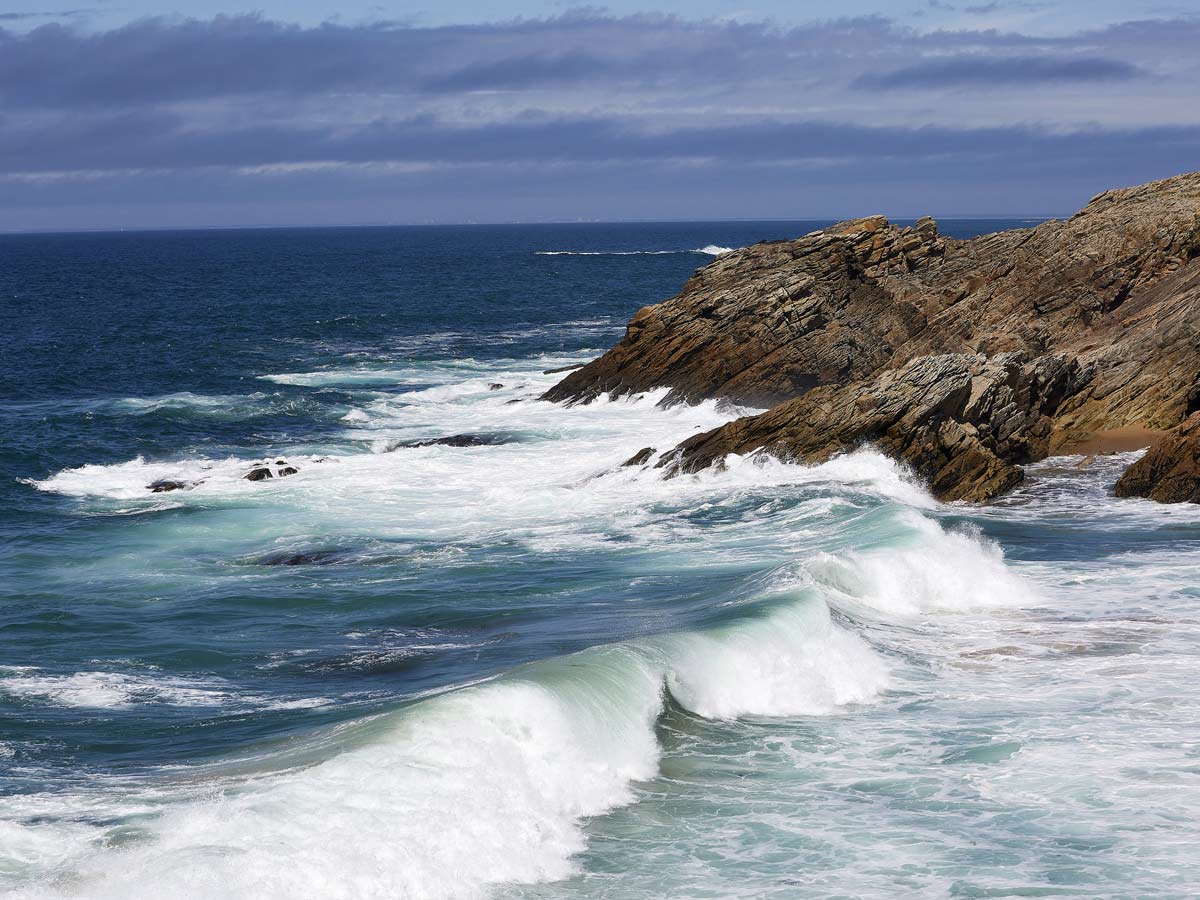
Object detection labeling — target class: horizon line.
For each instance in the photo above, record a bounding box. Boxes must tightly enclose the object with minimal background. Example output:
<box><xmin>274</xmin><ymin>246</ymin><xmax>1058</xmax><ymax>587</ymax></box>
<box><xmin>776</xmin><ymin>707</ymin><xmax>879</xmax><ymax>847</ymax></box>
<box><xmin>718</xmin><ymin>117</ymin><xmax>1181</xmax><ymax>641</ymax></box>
<box><xmin>0</xmin><ymin>214</ymin><xmax>1060</xmax><ymax>237</ymax></box>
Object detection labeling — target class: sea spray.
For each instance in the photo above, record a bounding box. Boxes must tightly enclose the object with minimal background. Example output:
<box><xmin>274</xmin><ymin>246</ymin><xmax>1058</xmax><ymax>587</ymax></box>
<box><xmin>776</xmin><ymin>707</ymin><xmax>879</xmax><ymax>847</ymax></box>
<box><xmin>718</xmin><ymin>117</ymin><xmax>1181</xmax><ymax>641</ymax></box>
<box><xmin>807</xmin><ymin>510</ymin><xmax>1038</xmax><ymax>617</ymax></box>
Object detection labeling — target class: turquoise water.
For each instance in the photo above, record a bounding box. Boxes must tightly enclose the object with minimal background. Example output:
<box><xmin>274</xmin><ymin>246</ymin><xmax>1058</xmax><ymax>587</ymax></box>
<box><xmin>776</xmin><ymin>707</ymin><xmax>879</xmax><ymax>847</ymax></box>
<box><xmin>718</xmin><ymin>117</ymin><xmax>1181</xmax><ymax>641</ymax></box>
<box><xmin>3</xmin><ymin>222</ymin><xmax>1199</xmax><ymax>898</ymax></box>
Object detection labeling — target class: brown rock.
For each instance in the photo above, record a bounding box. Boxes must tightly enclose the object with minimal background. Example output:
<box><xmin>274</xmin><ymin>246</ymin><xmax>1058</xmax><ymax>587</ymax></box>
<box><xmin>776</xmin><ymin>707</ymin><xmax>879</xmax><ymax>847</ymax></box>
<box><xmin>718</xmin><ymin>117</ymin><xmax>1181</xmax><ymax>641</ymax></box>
<box><xmin>622</xmin><ymin>447</ymin><xmax>656</xmax><ymax>467</ymax></box>
<box><xmin>545</xmin><ymin>171</ymin><xmax>1200</xmax><ymax>502</ymax></box>
<box><xmin>1113</xmin><ymin>413</ymin><xmax>1200</xmax><ymax>503</ymax></box>
<box><xmin>666</xmin><ymin>353</ymin><xmax>1084</xmax><ymax>502</ymax></box>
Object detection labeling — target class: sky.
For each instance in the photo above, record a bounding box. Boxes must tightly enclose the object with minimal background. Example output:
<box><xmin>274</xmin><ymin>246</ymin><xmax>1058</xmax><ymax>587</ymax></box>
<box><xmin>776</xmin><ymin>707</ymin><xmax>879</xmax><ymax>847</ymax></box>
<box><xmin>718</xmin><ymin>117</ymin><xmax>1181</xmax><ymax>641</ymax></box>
<box><xmin>1</xmin><ymin>1</ymin><xmax>1198</xmax><ymax>231</ymax></box>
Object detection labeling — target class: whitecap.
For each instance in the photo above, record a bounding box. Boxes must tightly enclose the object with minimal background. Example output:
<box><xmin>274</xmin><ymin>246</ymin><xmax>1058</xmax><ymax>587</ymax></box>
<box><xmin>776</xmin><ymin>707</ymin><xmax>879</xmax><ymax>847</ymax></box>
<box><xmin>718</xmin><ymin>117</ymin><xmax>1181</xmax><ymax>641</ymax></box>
<box><xmin>3</xmin><ymin>593</ymin><xmax>890</xmax><ymax>900</ymax></box>
<box><xmin>0</xmin><ymin>670</ymin><xmax>235</xmax><ymax>710</ymax></box>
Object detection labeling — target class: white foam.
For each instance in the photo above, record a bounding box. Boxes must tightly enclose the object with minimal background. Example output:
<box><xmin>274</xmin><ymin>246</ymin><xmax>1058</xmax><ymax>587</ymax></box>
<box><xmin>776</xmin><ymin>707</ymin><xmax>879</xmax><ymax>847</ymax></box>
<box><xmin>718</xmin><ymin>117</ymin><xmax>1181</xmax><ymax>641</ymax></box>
<box><xmin>0</xmin><ymin>667</ymin><xmax>329</xmax><ymax>713</ymax></box>
<box><xmin>25</xmin><ymin>454</ymin><xmax>324</xmax><ymax>501</ymax></box>
<box><xmin>6</xmin><ymin>592</ymin><xmax>892</xmax><ymax>900</ymax></box>
<box><xmin>0</xmin><ymin>670</ymin><xmax>234</xmax><ymax>709</ymax></box>
<box><xmin>808</xmin><ymin>510</ymin><xmax>1037</xmax><ymax>617</ymax></box>
<box><xmin>340</xmin><ymin>408</ymin><xmax>369</xmax><ymax>423</ymax></box>
<box><xmin>13</xmin><ymin>348</ymin><xmax>1050</xmax><ymax>898</ymax></box>
<box><xmin>109</xmin><ymin>392</ymin><xmax>272</xmax><ymax>416</ymax></box>
<box><xmin>659</xmin><ymin>598</ymin><xmax>890</xmax><ymax>719</ymax></box>
<box><xmin>259</xmin><ymin>369</ymin><xmax>434</xmax><ymax>387</ymax></box>
<box><xmin>688</xmin><ymin>447</ymin><xmax>937</xmax><ymax>509</ymax></box>
<box><xmin>8</xmin><ymin>648</ymin><xmax>663</xmax><ymax>900</ymax></box>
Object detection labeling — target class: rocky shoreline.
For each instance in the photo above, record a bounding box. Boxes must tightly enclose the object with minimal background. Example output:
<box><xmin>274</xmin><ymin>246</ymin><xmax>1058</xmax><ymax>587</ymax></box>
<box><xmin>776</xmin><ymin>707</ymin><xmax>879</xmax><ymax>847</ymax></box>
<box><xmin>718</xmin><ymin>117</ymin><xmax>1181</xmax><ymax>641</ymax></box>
<box><xmin>545</xmin><ymin>172</ymin><xmax>1200</xmax><ymax>503</ymax></box>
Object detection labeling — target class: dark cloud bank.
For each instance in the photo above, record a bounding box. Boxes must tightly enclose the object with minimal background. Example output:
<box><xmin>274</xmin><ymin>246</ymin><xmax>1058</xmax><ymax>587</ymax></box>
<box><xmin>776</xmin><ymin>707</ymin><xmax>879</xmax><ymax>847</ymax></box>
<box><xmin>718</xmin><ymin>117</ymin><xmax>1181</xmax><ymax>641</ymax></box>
<box><xmin>0</xmin><ymin>11</ymin><xmax>1197</xmax><ymax>230</ymax></box>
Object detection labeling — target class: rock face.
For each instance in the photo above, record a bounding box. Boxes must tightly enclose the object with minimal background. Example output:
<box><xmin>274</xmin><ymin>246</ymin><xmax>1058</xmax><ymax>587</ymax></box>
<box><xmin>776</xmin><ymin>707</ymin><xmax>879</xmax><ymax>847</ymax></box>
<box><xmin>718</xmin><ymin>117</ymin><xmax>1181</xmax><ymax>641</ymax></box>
<box><xmin>545</xmin><ymin>172</ymin><xmax>1200</xmax><ymax>501</ymax></box>
<box><xmin>622</xmin><ymin>447</ymin><xmax>657</xmax><ymax>467</ymax></box>
<box><xmin>1114</xmin><ymin>413</ymin><xmax>1200</xmax><ymax>503</ymax></box>
<box><xmin>667</xmin><ymin>353</ymin><xmax>1087</xmax><ymax>502</ymax></box>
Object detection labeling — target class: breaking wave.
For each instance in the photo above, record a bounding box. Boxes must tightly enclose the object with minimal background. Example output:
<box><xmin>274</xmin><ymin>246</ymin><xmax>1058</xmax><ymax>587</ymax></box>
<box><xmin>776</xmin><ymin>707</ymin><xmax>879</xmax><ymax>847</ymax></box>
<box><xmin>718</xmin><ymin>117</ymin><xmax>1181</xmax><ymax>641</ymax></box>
<box><xmin>3</xmin><ymin>499</ymin><xmax>1031</xmax><ymax>899</ymax></box>
<box><xmin>11</xmin><ymin>341</ymin><xmax>1043</xmax><ymax>899</ymax></box>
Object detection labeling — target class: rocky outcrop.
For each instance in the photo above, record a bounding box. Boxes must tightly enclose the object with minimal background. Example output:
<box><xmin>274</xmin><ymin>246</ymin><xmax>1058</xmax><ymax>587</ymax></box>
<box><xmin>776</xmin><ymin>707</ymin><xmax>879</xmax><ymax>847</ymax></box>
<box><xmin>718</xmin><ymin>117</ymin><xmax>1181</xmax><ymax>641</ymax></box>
<box><xmin>666</xmin><ymin>353</ymin><xmax>1087</xmax><ymax>502</ymax></box>
<box><xmin>546</xmin><ymin>172</ymin><xmax>1200</xmax><ymax>501</ymax></box>
<box><xmin>244</xmin><ymin>459</ymin><xmax>300</xmax><ymax>481</ymax></box>
<box><xmin>623</xmin><ymin>447</ymin><xmax>656</xmax><ymax>467</ymax></box>
<box><xmin>543</xmin><ymin>215</ymin><xmax>947</xmax><ymax>408</ymax></box>
<box><xmin>1114</xmin><ymin>413</ymin><xmax>1200</xmax><ymax>503</ymax></box>
<box><xmin>147</xmin><ymin>479</ymin><xmax>195</xmax><ymax>493</ymax></box>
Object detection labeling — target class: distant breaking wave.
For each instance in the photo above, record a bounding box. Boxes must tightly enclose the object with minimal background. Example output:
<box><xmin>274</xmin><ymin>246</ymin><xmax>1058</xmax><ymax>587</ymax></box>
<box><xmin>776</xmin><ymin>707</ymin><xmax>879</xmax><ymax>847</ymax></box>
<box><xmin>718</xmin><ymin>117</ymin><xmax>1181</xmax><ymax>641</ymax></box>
<box><xmin>536</xmin><ymin>245</ymin><xmax>735</xmax><ymax>257</ymax></box>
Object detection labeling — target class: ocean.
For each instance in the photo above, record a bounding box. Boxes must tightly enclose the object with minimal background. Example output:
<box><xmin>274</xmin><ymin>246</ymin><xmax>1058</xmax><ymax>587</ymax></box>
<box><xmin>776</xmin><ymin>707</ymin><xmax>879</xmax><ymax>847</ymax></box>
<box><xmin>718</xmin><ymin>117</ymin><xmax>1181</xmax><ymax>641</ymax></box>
<box><xmin>2</xmin><ymin>221</ymin><xmax>1199</xmax><ymax>899</ymax></box>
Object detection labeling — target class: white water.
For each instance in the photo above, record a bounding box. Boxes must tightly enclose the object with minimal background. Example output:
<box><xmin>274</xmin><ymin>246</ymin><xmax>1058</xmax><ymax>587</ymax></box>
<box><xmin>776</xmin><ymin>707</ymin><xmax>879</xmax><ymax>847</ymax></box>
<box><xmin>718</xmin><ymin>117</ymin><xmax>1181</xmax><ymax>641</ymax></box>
<box><xmin>0</xmin><ymin>667</ymin><xmax>330</xmax><ymax>713</ymax></box>
<box><xmin>14</xmin><ymin>354</ymin><xmax>1200</xmax><ymax>900</ymax></box>
<box><xmin>7</xmin><ymin>515</ymin><xmax>1003</xmax><ymax>899</ymax></box>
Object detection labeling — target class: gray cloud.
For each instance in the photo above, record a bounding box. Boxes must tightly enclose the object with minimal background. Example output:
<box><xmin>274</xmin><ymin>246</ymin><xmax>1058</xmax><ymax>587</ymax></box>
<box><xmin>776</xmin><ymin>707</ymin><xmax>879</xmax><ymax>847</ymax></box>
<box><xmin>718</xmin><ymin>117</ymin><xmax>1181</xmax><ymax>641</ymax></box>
<box><xmin>4</xmin><ymin>110</ymin><xmax>1196</xmax><ymax>177</ymax></box>
<box><xmin>0</xmin><ymin>7</ymin><xmax>98</xmax><ymax>22</ymax></box>
<box><xmin>0</xmin><ymin>10</ymin><xmax>1196</xmax><ymax>229</ymax></box>
<box><xmin>962</xmin><ymin>1</ymin><xmax>1050</xmax><ymax>14</ymax></box>
<box><xmin>0</xmin><ymin>13</ymin><xmax>1190</xmax><ymax>108</ymax></box>
<box><xmin>854</xmin><ymin>54</ymin><xmax>1145</xmax><ymax>89</ymax></box>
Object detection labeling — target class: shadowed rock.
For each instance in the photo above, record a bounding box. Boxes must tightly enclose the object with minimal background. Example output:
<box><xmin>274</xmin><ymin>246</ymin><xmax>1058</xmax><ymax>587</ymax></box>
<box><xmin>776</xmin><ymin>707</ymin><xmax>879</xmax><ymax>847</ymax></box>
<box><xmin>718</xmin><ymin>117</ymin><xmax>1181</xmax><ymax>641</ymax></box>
<box><xmin>256</xmin><ymin>548</ymin><xmax>351</xmax><ymax>566</ymax></box>
<box><xmin>667</xmin><ymin>353</ymin><xmax>1086</xmax><ymax>502</ymax></box>
<box><xmin>622</xmin><ymin>447</ymin><xmax>656</xmax><ymax>466</ymax></box>
<box><xmin>244</xmin><ymin>459</ymin><xmax>300</xmax><ymax>481</ymax></box>
<box><xmin>147</xmin><ymin>479</ymin><xmax>196</xmax><ymax>493</ymax></box>
<box><xmin>1114</xmin><ymin>413</ymin><xmax>1200</xmax><ymax>503</ymax></box>
<box><xmin>545</xmin><ymin>172</ymin><xmax>1200</xmax><ymax>502</ymax></box>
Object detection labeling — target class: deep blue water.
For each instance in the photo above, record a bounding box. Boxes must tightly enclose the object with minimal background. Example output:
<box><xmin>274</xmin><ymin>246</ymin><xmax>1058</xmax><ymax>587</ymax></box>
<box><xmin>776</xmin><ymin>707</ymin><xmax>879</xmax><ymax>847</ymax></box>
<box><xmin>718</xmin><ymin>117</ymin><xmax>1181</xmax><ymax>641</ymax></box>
<box><xmin>3</xmin><ymin>220</ymin><xmax>1199</xmax><ymax>900</ymax></box>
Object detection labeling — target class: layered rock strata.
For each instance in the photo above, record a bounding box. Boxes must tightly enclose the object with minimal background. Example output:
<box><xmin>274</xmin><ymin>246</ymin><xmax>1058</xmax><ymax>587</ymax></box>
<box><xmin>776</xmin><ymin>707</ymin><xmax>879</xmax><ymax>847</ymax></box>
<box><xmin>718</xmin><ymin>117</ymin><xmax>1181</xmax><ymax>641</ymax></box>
<box><xmin>545</xmin><ymin>173</ymin><xmax>1200</xmax><ymax>501</ymax></box>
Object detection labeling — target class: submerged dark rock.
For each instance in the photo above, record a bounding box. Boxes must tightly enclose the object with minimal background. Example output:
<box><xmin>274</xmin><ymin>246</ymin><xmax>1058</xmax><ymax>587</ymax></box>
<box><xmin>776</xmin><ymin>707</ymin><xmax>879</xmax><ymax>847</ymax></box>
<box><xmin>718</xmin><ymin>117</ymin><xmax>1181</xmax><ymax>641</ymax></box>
<box><xmin>545</xmin><ymin>171</ymin><xmax>1200</xmax><ymax>502</ymax></box>
<box><xmin>256</xmin><ymin>548</ymin><xmax>351</xmax><ymax>566</ymax></box>
<box><xmin>387</xmin><ymin>433</ymin><xmax>511</xmax><ymax>450</ymax></box>
<box><xmin>542</xmin><ymin>363</ymin><xmax>587</xmax><ymax>375</ymax></box>
<box><xmin>488</xmin><ymin>383</ymin><xmax>504</xmax><ymax>391</ymax></box>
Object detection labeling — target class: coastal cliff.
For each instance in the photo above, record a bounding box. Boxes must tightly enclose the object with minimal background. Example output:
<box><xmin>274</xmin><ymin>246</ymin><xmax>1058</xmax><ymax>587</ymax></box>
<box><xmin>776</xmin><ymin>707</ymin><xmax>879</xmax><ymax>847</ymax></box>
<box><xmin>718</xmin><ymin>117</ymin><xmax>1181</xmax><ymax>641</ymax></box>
<box><xmin>545</xmin><ymin>172</ymin><xmax>1200</xmax><ymax>502</ymax></box>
